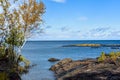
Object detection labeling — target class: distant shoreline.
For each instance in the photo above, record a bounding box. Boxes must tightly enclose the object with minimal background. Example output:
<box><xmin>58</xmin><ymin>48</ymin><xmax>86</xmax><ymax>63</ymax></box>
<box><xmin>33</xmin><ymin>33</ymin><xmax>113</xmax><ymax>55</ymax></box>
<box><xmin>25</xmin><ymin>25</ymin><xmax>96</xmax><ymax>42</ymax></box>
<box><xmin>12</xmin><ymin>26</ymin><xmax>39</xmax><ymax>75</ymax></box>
<box><xmin>62</xmin><ymin>44</ymin><xmax>120</xmax><ymax>47</ymax></box>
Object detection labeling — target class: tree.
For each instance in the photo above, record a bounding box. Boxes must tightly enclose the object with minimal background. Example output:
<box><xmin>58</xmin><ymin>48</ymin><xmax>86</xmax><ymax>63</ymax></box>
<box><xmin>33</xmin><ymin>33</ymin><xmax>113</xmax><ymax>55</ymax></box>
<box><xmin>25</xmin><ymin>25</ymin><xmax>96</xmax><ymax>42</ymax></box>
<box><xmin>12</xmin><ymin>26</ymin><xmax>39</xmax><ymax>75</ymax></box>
<box><xmin>0</xmin><ymin>0</ymin><xmax>45</xmax><ymax>68</ymax></box>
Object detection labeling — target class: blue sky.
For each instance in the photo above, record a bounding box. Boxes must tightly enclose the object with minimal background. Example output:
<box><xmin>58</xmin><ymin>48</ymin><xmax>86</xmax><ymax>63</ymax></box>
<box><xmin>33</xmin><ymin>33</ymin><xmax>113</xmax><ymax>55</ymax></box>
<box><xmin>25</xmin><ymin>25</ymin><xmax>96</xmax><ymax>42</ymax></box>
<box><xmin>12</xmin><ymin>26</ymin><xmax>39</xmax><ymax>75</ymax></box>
<box><xmin>32</xmin><ymin>0</ymin><xmax>120</xmax><ymax>40</ymax></box>
<box><xmin>2</xmin><ymin>0</ymin><xmax>120</xmax><ymax>40</ymax></box>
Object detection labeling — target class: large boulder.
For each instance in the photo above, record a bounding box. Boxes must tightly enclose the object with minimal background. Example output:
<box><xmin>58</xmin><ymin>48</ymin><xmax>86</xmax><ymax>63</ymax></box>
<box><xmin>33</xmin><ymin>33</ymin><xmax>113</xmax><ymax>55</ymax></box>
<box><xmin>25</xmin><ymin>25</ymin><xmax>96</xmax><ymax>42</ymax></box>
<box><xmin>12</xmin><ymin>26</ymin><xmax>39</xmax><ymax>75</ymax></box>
<box><xmin>58</xmin><ymin>58</ymin><xmax>72</xmax><ymax>65</ymax></box>
<box><xmin>49</xmin><ymin>58</ymin><xmax>72</xmax><ymax>71</ymax></box>
<box><xmin>48</xmin><ymin>58</ymin><xmax>60</xmax><ymax>62</ymax></box>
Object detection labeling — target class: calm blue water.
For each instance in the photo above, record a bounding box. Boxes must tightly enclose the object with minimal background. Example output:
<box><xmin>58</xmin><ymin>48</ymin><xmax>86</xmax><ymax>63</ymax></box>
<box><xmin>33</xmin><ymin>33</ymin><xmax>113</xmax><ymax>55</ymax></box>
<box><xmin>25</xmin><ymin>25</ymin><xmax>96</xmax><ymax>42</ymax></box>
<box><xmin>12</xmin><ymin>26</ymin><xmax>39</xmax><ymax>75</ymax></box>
<box><xmin>21</xmin><ymin>40</ymin><xmax>120</xmax><ymax>80</ymax></box>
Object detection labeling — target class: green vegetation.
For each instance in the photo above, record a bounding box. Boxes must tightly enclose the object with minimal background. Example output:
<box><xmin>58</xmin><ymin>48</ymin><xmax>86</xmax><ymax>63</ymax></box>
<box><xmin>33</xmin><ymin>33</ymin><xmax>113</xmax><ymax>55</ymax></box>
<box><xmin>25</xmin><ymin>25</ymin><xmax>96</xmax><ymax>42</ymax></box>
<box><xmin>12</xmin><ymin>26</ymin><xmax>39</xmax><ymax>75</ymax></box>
<box><xmin>98</xmin><ymin>52</ymin><xmax>106</xmax><ymax>62</ymax></box>
<box><xmin>98</xmin><ymin>51</ymin><xmax>120</xmax><ymax>63</ymax></box>
<box><xmin>74</xmin><ymin>44</ymin><xmax>101</xmax><ymax>47</ymax></box>
<box><xmin>0</xmin><ymin>72</ymin><xmax>8</xmax><ymax>80</ymax></box>
<box><xmin>63</xmin><ymin>44</ymin><xmax>120</xmax><ymax>47</ymax></box>
<box><xmin>0</xmin><ymin>0</ymin><xmax>45</xmax><ymax>77</ymax></box>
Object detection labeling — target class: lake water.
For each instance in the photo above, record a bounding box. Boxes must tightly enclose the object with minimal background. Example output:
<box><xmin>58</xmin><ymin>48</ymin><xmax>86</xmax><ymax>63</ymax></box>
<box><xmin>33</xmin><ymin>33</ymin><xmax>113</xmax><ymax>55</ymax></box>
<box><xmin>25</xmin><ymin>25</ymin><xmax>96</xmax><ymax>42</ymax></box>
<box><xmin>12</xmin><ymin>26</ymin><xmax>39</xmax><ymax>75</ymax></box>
<box><xmin>21</xmin><ymin>40</ymin><xmax>120</xmax><ymax>80</ymax></box>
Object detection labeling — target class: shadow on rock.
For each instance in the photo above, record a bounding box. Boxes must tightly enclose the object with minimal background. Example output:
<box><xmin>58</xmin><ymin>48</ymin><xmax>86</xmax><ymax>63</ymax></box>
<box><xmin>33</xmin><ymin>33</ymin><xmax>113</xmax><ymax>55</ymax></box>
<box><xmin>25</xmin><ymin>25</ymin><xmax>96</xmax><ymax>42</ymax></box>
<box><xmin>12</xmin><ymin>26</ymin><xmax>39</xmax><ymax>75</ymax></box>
<box><xmin>64</xmin><ymin>70</ymin><xmax>120</xmax><ymax>80</ymax></box>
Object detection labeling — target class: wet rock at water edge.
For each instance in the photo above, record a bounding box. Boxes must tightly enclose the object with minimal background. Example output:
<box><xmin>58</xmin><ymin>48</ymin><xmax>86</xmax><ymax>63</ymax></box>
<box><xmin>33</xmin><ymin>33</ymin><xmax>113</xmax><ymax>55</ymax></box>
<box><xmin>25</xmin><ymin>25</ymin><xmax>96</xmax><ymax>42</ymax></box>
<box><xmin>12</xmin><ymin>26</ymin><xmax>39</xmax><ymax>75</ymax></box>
<box><xmin>48</xmin><ymin>58</ymin><xmax>60</xmax><ymax>62</ymax></box>
<box><xmin>49</xmin><ymin>58</ymin><xmax>73</xmax><ymax>71</ymax></box>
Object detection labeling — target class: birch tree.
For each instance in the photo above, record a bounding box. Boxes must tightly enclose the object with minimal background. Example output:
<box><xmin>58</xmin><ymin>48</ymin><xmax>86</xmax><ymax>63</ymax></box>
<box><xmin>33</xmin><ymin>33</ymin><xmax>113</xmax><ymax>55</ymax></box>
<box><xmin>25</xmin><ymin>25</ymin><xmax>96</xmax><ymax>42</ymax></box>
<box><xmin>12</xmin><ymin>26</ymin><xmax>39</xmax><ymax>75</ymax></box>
<box><xmin>0</xmin><ymin>0</ymin><xmax>45</xmax><ymax>67</ymax></box>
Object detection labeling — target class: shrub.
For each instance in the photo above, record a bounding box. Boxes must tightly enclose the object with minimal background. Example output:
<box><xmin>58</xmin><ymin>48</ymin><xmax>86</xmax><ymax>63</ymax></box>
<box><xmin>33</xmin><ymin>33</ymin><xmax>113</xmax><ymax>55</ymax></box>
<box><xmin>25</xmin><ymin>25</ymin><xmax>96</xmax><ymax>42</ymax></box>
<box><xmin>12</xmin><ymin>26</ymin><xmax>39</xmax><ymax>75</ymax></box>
<box><xmin>98</xmin><ymin>51</ymin><xmax>120</xmax><ymax>63</ymax></box>
<box><xmin>115</xmin><ymin>51</ymin><xmax>120</xmax><ymax>57</ymax></box>
<box><xmin>109</xmin><ymin>52</ymin><xmax>117</xmax><ymax>61</ymax></box>
<box><xmin>98</xmin><ymin>52</ymin><xmax>106</xmax><ymax>62</ymax></box>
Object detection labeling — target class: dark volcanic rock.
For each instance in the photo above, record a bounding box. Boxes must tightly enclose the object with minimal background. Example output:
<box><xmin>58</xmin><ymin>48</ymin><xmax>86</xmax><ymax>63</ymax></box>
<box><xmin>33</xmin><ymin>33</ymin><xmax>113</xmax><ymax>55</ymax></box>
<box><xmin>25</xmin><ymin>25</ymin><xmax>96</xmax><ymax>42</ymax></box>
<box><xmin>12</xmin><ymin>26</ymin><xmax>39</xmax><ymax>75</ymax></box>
<box><xmin>48</xmin><ymin>58</ymin><xmax>60</xmax><ymax>62</ymax></box>
<box><xmin>64</xmin><ymin>71</ymin><xmax>120</xmax><ymax>80</ymax></box>
<box><xmin>50</xmin><ymin>58</ymin><xmax>120</xmax><ymax>80</ymax></box>
<box><xmin>49</xmin><ymin>58</ymin><xmax>72</xmax><ymax>71</ymax></box>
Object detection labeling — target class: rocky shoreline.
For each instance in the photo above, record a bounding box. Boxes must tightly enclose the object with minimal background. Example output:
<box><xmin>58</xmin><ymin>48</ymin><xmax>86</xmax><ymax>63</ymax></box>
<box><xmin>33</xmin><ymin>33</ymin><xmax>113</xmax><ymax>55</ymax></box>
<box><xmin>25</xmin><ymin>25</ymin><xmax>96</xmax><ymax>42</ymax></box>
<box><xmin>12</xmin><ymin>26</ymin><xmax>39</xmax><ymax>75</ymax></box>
<box><xmin>0</xmin><ymin>59</ymin><xmax>30</xmax><ymax>80</ymax></box>
<box><xmin>50</xmin><ymin>58</ymin><xmax>120</xmax><ymax>80</ymax></box>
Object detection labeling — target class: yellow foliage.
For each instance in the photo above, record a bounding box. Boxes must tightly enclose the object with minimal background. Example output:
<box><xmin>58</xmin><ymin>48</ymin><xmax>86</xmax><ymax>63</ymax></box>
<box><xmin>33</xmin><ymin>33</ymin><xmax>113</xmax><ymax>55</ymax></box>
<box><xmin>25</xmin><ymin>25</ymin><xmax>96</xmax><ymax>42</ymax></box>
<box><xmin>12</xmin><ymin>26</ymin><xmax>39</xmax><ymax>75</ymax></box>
<box><xmin>18</xmin><ymin>55</ymin><xmax>30</xmax><ymax>67</ymax></box>
<box><xmin>115</xmin><ymin>51</ymin><xmax>120</xmax><ymax>57</ymax></box>
<box><xmin>0</xmin><ymin>72</ymin><xmax>8</xmax><ymax>80</ymax></box>
<box><xmin>18</xmin><ymin>66</ymin><xmax>25</xmax><ymax>73</ymax></box>
<box><xmin>109</xmin><ymin>52</ymin><xmax>117</xmax><ymax>61</ymax></box>
<box><xmin>98</xmin><ymin>51</ymin><xmax>120</xmax><ymax>63</ymax></box>
<box><xmin>19</xmin><ymin>0</ymin><xmax>45</xmax><ymax>32</ymax></box>
<box><xmin>98</xmin><ymin>52</ymin><xmax>106</xmax><ymax>62</ymax></box>
<box><xmin>0</xmin><ymin>0</ymin><xmax>44</xmax><ymax>70</ymax></box>
<box><xmin>75</xmin><ymin>44</ymin><xmax>101</xmax><ymax>47</ymax></box>
<box><xmin>0</xmin><ymin>0</ymin><xmax>45</xmax><ymax>38</ymax></box>
<box><xmin>0</xmin><ymin>46</ymin><xmax>5</xmax><ymax>57</ymax></box>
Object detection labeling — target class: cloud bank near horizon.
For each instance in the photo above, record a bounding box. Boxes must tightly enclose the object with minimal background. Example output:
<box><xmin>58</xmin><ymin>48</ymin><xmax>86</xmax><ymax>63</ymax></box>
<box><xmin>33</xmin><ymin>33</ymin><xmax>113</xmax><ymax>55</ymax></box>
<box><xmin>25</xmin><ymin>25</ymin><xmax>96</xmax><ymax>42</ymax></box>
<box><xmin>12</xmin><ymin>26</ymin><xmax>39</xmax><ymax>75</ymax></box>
<box><xmin>29</xmin><ymin>26</ymin><xmax>120</xmax><ymax>40</ymax></box>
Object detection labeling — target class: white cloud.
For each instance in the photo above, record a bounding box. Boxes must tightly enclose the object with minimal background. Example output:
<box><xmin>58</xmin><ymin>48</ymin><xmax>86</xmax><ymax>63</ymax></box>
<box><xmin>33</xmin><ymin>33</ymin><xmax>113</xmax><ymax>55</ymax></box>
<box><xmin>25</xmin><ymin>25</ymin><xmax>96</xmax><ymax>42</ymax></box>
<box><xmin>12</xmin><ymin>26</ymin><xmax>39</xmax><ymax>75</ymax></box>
<box><xmin>78</xmin><ymin>16</ymin><xmax>88</xmax><ymax>21</ymax></box>
<box><xmin>51</xmin><ymin>0</ymin><xmax>66</xmax><ymax>3</ymax></box>
<box><xmin>90</xmin><ymin>27</ymin><xmax>111</xmax><ymax>33</ymax></box>
<box><xmin>0</xmin><ymin>6</ymin><xmax>3</xmax><ymax>13</ymax></box>
<box><xmin>82</xmin><ymin>27</ymin><xmax>111</xmax><ymax>39</ymax></box>
<box><xmin>29</xmin><ymin>26</ymin><xmax>120</xmax><ymax>40</ymax></box>
<box><xmin>108</xmin><ymin>30</ymin><xmax>120</xmax><ymax>38</ymax></box>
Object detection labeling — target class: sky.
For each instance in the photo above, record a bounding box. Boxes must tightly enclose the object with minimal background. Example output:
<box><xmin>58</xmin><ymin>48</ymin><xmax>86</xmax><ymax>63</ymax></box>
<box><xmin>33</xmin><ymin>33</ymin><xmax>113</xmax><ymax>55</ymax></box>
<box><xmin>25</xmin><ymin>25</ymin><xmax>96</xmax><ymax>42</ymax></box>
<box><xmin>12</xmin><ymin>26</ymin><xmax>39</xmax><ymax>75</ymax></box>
<box><xmin>1</xmin><ymin>0</ymin><xmax>120</xmax><ymax>40</ymax></box>
<box><xmin>31</xmin><ymin>0</ymin><xmax>120</xmax><ymax>40</ymax></box>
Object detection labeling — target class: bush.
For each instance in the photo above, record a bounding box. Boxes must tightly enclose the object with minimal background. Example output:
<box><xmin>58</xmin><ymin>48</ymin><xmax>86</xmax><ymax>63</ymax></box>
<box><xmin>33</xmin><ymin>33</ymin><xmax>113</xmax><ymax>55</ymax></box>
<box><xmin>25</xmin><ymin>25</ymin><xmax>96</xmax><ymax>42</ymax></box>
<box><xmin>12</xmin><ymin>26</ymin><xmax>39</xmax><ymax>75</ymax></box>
<box><xmin>109</xmin><ymin>52</ymin><xmax>117</xmax><ymax>61</ymax></box>
<box><xmin>98</xmin><ymin>51</ymin><xmax>120</xmax><ymax>63</ymax></box>
<box><xmin>98</xmin><ymin>52</ymin><xmax>106</xmax><ymax>62</ymax></box>
<box><xmin>115</xmin><ymin>51</ymin><xmax>120</xmax><ymax>57</ymax></box>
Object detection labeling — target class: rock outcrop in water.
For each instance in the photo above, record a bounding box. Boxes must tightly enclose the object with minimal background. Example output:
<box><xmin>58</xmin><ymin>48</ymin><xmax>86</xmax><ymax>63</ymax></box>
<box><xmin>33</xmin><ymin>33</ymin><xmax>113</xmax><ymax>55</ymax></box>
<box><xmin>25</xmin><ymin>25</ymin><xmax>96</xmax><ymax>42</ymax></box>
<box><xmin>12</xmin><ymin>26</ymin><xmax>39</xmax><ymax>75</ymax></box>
<box><xmin>49</xmin><ymin>58</ymin><xmax>72</xmax><ymax>71</ymax></box>
<box><xmin>62</xmin><ymin>44</ymin><xmax>120</xmax><ymax>48</ymax></box>
<box><xmin>50</xmin><ymin>58</ymin><xmax>120</xmax><ymax>80</ymax></box>
<box><xmin>48</xmin><ymin>58</ymin><xmax>60</xmax><ymax>62</ymax></box>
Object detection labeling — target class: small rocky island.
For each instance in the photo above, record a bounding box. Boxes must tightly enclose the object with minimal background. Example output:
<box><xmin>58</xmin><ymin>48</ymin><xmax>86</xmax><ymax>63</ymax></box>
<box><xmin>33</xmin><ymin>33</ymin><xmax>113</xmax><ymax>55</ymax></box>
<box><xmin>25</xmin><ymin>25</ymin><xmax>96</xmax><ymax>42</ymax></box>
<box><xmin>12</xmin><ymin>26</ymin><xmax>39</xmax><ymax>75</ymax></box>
<box><xmin>50</xmin><ymin>51</ymin><xmax>120</xmax><ymax>80</ymax></box>
<box><xmin>48</xmin><ymin>58</ymin><xmax>60</xmax><ymax>62</ymax></box>
<box><xmin>62</xmin><ymin>44</ymin><xmax>120</xmax><ymax>48</ymax></box>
